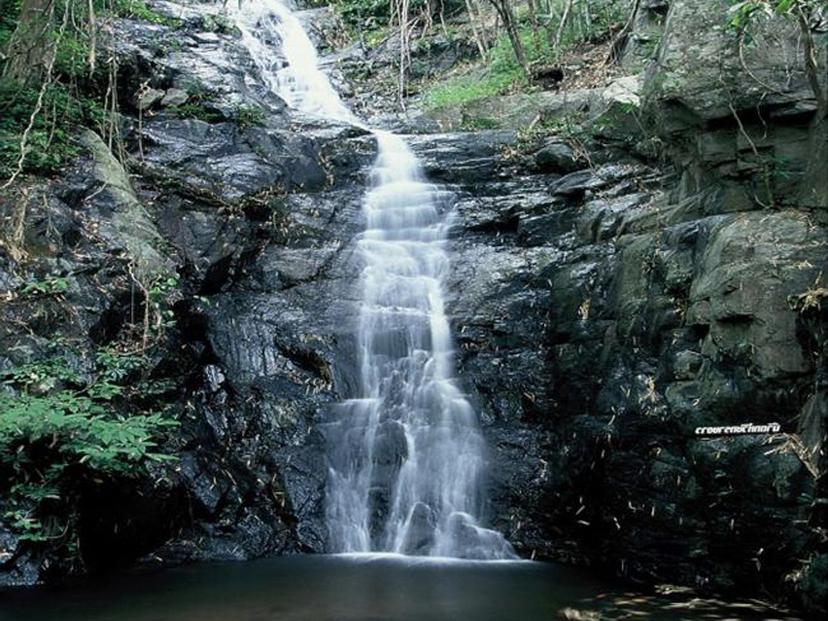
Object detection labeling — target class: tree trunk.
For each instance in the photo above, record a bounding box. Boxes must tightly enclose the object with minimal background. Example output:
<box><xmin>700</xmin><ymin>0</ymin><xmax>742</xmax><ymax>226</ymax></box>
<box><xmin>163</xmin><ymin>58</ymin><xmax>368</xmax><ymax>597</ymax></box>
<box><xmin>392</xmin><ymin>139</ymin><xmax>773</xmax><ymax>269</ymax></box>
<box><xmin>796</xmin><ymin>4</ymin><xmax>827</xmax><ymax>208</ymax></box>
<box><xmin>554</xmin><ymin>0</ymin><xmax>574</xmax><ymax>51</ymax></box>
<box><xmin>397</xmin><ymin>0</ymin><xmax>411</xmax><ymax>108</ymax></box>
<box><xmin>487</xmin><ymin>0</ymin><xmax>527</xmax><ymax>73</ymax></box>
<box><xmin>2</xmin><ymin>0</ymin><xmax>56</xmax><ymax>84</ymax></box>
<box><xmin>606</xmin><ymin>0</ymin><xmax>641</xmax><ymax>64</ymax></box>
<box><xmin>87</xmin><ymin>0</ymin><xmax>97</xmax><ymax>76</ymax></box>
<box><xmin>527</xmin><ymin>0</ymin><xmax>540</xmax><ymax>49</ymax></box>
<box><xmin>802</xmin><ymin>116</ymin><xmax>827</xmax><ymax>208</ymax></box>
<box><xmin>464</xmin><ymin>0</ymin><xmax>489</xmax><ymax>59</ymax></box>
<box><xmin>796</xmin><ymin>5</ymin><xmax>827</xmax><ymax>120</ymax></box>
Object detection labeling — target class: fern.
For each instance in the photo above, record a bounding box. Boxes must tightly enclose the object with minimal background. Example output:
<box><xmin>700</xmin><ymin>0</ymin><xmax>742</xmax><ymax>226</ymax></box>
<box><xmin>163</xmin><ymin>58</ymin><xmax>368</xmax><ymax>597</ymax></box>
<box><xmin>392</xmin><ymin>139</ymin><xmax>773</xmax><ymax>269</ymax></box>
<box><xmin>0</xmin><ymin>351</ymin><xmax>178</xmax><ymax>543</ymax></box>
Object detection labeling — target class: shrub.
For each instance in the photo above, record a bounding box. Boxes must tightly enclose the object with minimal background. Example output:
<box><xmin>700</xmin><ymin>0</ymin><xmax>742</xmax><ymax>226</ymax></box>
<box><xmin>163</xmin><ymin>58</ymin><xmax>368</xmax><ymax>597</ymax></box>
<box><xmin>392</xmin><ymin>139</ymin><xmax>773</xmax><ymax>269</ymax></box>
<box><xmin>333</xmin><ymin>0</ymin><xmax>393</xmax><ymax>30</ymax></box>
<box><xmin>20</xmin><ymin>276</ymin><xmax>71</xmax><ymax>296</ymax></box>
<box><xmin>111</xmin><ymin>0</ymin><xmax>178</xmax><ymax>27</ymax></box>
<box><xmin>423</xmin><ymin>26</ymin><xmax>550</xmax><ymax>109</ymax></box>
<box><xmin>0</xmin><ymin>79</ymin><xmax>106</xmax><ymax>176</ymax></box>
<box><xmin>0</xmin><ymin>351</ymin><xmax>177</xmax><ymax>543</ymax></box>
<box><xmin>169</xmin><ymin>102</ymin><xmax>224</xmax><ymax>123</ymax></box>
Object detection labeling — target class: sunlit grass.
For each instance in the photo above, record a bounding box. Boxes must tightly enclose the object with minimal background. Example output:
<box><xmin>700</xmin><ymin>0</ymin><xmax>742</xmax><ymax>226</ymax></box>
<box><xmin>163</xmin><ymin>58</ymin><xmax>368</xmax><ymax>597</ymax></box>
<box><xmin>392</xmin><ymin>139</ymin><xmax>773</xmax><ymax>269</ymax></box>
<box><xmin>422</xmin><ymin>26</ymin><xmax>552</xmax><ymax>110</ymax></box>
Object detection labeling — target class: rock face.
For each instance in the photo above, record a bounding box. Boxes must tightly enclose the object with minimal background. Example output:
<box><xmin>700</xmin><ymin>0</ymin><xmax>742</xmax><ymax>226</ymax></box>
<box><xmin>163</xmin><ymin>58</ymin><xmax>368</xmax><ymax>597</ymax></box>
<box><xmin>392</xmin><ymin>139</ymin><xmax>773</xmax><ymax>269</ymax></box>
<box><xmin>0</xmin><ymin>0</ymin><xmax>825</xmax><ymax>614</ymax></box>
<box><xmin>439</xmin><ymin>140</ymin><xmax>825</xmax><ymax>597</ymax></box>
<box><xmin>1</xmin><ymin>0</ymin><xmax>373</xmax><ymax>584</ymax></box>
<box><xmin>421</xmin><ymin>0</ymin><xmax>827</xmax><ymax>611</ymax></box>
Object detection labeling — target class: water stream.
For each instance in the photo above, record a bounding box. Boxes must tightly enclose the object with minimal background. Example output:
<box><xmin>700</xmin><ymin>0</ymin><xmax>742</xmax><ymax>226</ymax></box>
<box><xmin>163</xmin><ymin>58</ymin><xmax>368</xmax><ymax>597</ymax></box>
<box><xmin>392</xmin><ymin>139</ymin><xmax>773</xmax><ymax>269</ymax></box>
<box><xmin>229</xmin><ymin>0</ymin><xmax>513</xmax><ymax>558</ymax></box>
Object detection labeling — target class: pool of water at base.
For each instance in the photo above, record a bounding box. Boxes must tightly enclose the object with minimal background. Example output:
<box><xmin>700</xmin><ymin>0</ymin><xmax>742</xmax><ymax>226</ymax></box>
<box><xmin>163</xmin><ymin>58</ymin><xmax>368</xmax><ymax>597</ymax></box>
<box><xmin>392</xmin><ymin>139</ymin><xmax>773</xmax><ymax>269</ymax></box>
<box><xmin>0</xmin><ymin>553</ymin><xmax>802</xmax><ymax>621</ymax></box>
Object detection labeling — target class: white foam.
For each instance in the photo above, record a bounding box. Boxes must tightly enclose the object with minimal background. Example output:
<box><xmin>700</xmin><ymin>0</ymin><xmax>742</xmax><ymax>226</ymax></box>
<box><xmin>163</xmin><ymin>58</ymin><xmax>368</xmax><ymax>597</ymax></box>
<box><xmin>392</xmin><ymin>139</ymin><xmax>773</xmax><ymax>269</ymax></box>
<box><xmin>231</xmin><ymin>0</ymin><xmax>514</xmax><ymax>560</ymax></box>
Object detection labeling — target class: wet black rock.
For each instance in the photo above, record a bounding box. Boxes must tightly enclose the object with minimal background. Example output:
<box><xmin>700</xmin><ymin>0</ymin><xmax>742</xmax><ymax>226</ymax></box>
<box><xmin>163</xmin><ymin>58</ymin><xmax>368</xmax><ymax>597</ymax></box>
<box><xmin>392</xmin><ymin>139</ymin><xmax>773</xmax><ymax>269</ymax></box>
<box><xmin>1</xmin><ymin>1</ymin><xmax>825</xmax><ymax>615</ymax></box>
<box><xmin>533</xmin><ymin>141</ymin><xmax>581</xmax><ymax>174</ymax></box>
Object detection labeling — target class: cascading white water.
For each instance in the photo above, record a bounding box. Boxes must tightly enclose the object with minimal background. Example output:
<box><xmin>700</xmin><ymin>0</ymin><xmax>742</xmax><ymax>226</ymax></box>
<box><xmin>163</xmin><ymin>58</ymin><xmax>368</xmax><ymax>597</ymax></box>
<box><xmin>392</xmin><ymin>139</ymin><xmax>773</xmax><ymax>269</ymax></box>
<box><xmin>230</xmin><ymin>0</ymin><xmax>514</xmax><ymax>560</ymax></box>
<box><xmin>232</xmin><ymin>0</ymin><xmax>354</xmax><ymax>122</ymax></box>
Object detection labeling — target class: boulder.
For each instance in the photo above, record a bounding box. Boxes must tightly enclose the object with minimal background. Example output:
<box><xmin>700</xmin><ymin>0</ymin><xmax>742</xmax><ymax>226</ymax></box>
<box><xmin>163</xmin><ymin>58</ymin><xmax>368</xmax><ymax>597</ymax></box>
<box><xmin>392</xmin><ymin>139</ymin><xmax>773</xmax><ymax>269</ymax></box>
<box><xmin>138</xmin><ymin>87</ymin><xmax>164</xmax><ymax>110</ymax></box>
<box><xmin>161</xmin><ymin>87</ymin><xmax>189</xmax><ymax>106</ymax></box>
<box><xmin>80</xmin><ymin>130</ymin><xmax>174</xmax><ymax>283</ymax></box>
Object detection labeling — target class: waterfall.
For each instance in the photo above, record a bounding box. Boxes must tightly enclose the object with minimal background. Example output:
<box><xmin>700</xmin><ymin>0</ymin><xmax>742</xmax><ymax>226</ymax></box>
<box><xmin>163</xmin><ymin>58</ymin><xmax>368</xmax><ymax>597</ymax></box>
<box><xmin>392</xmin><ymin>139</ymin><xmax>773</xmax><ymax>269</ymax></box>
<box><xmin>230</xmin><ymin>0</ymin><xmax>514</xmax><ymax>560</ymax></box>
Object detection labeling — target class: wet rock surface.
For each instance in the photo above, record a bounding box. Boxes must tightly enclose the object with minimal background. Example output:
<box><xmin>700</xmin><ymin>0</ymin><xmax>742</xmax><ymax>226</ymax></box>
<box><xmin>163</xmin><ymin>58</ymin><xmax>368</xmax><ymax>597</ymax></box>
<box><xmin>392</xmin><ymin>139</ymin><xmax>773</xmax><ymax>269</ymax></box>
<box><xmin>436</xmin><ymin>137</ymin><xmax>825</xmax><ymax>609</ymax></box>
<box><xmin>419</xmin><ymin>2</ymin><xmax>824</xmax><ymax>611</ymax></box>
<box><xmin>1</xmin><ymin>0</ymin><xmax>825</xmax><ymax>615</ymax></box>
<box><xmin>0</xmin><ymin>0</ymin><xmax>372</xmax><ymax>585</ymax></box>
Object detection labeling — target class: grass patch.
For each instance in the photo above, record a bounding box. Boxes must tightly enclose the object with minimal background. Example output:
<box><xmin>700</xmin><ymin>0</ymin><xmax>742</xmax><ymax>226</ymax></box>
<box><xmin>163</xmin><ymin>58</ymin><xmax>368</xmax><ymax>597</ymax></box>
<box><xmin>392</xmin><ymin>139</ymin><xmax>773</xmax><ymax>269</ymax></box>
<box><xmin>422</xmin><ymin>26</ymin><xmax>552</xmax><ymax>110</ymax></box>
<box><xmin>421</xmin><ymin>0</ymin><xmax>626</xmax><ymax>111</ymax></box>
<box><xmin>169</xmin><ymin>102</ymin><xmax>224</xmax><ymax>123</ymax></box>
<box><xmin>363</xmin><ymin>25</ymin><xmax>389</xmax><ymax>49</ymax></box>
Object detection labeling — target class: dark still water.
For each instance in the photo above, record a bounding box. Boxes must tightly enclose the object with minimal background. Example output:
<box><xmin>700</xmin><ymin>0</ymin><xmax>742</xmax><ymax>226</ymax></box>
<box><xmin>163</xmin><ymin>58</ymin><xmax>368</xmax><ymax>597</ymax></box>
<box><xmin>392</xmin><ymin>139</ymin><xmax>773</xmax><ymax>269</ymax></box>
<box><xmin>0</xmin><ymin>554</ymin><xmax>801</xmax><ymax>621</ymax></box>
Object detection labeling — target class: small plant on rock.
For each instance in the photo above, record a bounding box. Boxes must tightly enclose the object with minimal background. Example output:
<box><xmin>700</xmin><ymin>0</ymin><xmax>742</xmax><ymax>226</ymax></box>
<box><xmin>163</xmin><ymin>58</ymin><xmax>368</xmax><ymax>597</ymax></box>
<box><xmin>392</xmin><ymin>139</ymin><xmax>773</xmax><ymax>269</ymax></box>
<box><xmin>235</xmin><ymin>104</ymin><xmax>266</xmax><ymax>129</ymax></box>
<box><xmin>20</xmin><ymin>275</ymin><xmax>71</xmax><ymax>296</ymax></box>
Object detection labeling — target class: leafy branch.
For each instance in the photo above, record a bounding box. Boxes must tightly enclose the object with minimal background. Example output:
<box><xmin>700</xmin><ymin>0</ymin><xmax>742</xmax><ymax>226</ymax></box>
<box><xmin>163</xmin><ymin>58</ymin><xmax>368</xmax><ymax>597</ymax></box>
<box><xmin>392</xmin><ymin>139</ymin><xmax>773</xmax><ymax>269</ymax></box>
<box><xmin>728</xmin><ymin>0</ymin><xmax>827</xmax><ymax>118</ymax></box>
<box><xmin>0</xmin><ymin>350</ymin><xmax>178</xmax><ymax>543</ymax></box>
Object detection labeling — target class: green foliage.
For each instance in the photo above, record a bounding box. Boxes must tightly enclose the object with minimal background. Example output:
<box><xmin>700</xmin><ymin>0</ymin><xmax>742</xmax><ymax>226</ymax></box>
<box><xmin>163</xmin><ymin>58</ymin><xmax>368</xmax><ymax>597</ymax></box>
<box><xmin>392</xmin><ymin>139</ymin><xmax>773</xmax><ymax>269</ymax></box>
<box><xmin>543</xmin><ymin>0</ymin><xmax>627</xmax><ymax>48</ymax></box>
<box><xmin>166</xmin><ymin>81</ymin><xmax>224</xmax><ymax>122</ymax></box>
<box><xmin>767</xmin><ymin>153</ymin><xmax>800</xmax><ymax>182</ymax></box>
<box><xmin>54</xmin><ymin>32</ymin><xmax>92</xmax><ymax>79</ymax></box>
<box><xmin>146</xmin><ymin>274</ymin><xmax>180</xmax><ymax>334</ymax></box>
<box><xmin>461</xmin><ymin>116</ymin><xmax>501</xmax><ymax>130</ymax></box>
<box><xmin>0</xmin><ymin>1</ymin><xmax>102</xmax><ymax>177</ymax></box>
<box><xmin>423</xmin><ymin>26</ymin><xmax>551</xmax><ymax>109</ymax></box>
<box><xmin>0</xmin><ymin>0</ymin><xmax>182</xmax><ymax>179</ymax></box>
<box><xmin>170</xmin><ymin>102</ymin><xmax>224</xmax><ymax>122</ymax></box>
<box><xmin>0</xmin><ymin>350</ymin><xmax>178</xmax><ymax>542</ymax></box>
<box><xmin>2</xmin><ymin>353</ymin><xmax>83</xmax><ymax>391</ymax></box>
<box><xmin>332</xmin><ymin>0</ymin><xmax>457</xmax><ymax>34</ymax></box>
<box><xmin>0</xmin><ymin>392</ymin><xmax>175</xmax><ymax>473</ymax></box>
<box><xmin>421</xmin><ymin>0</ymin><xmax>630</xmax><ymax>110</ymax></box>
<box><xmin>20</xmin><ymin>275</ymin><xmax>70</xmax><ymax>296</ymax></box>
<box><xmin>0</xmin><ymin>79</ymin><xmax>106</xmax><ymax>176</ymax></box>
<box><xmin>111</xmin><ymin>0</ymin><xmax>178</xmax><ymax>26</ymax></box>
<box><xmin>0</xmin><ymin>0</ymin><xmax>21</xmax><ymax>53</ymax></box>
<box><xmin>235</xmin><ymin>104</ymin><xmax>266</xmax><ymax>129</ymax></box>
<box><xmin>727</xmin><ymin>0</ymin><xmax>798</xmax><ymax>28</ymax></box>
<box><xmin>726</xmin><ymin>0</ymin><xmax>828</xmax><ymax>37</ymax></box>
<box><xmin>333</xmin><ymin>0</ymin><xmax>393</xmax><ymax>30</ymax></box>
<box><xmin>511</xmin><ymin>110</ymin><xmax>592</xmax><ymax>156</ymax></box>
<box><xmin>422</xmin><ymin>69</ymin><xmax>510</xmax><ymax>109</ymax></box>
<box><xmin>363</xmin><ymin>25</ymin><xmax>390</xmax><ymax>49</ymax></box>
<box><xmin>201</xmin><ymin>12</ymin><xmax>235</xmax><ymax>34</ymax></box>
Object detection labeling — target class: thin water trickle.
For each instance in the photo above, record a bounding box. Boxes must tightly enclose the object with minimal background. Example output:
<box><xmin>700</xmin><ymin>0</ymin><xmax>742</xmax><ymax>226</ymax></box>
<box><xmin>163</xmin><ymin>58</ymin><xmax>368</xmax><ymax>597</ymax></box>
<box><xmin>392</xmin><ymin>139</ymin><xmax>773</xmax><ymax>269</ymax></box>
<box><xmin>230</xmin><ymin>0</ymin><xmax>514</xmax><ymax>559</ymax></box>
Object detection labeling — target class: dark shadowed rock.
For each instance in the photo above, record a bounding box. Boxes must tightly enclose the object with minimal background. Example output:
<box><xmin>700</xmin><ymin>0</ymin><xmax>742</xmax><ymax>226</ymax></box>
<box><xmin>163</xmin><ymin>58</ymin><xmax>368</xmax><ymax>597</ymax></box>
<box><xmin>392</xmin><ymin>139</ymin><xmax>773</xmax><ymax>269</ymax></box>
<box><xmin>1</xmin><ymin>1</ymin><xmax>825</xmax><ymax>615</ymax></box>
<box><xmin>534</xmin><ymin>141</ymin><xmax>581</xmax><ymax>174</ymax></box>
